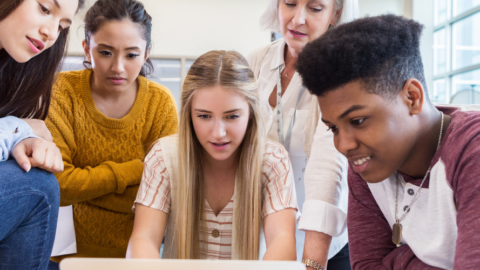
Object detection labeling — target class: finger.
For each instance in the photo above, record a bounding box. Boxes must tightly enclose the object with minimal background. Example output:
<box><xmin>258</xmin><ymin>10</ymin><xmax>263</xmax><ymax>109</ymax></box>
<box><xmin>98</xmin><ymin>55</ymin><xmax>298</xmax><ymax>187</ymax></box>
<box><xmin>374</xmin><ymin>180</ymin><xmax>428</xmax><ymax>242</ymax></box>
<box><xmin>12</xmin><ymin>142</ymin><xmax>32</xmax><ymax>172</ymax></box>
<box><xmin>30</xmin><ymin>139</ymin><xmax>47</xmax><ymax>168</ymax></box>
<box><xmin>42</xmin><ymin>145</ymin><xmax>55</xmax><ymax>171</ymax></box>
<box><xmin>51</xmin><ymin>147</ymin><xmax>64</xmax><ymax>173</ymax></box>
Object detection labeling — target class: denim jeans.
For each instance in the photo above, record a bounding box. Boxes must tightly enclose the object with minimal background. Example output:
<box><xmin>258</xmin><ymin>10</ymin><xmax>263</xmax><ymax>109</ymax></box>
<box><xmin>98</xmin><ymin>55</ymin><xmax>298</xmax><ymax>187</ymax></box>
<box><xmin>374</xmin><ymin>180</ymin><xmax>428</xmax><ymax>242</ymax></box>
<box><xmin>0</xmin><ymin>160</ymin><xmax>60</xmax><ymax>270</ymax></box>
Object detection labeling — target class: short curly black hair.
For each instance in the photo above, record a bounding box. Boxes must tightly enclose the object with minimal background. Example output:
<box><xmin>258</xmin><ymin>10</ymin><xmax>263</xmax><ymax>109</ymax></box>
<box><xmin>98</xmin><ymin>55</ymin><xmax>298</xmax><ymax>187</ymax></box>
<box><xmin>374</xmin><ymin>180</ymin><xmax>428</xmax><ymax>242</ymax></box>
<box><xmin>297</xmin><ymin>14</ymin><xmax>427</xmax><ymax>100</ymax></box>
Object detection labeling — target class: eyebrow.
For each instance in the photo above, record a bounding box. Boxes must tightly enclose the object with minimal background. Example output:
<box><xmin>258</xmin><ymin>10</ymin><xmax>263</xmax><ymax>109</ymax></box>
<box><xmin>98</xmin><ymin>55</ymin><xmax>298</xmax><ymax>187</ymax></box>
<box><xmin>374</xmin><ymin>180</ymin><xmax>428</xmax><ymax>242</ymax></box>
<box><xmin>98</xmin><ymin>44</ymin><xmax>141</xmax><ymax>51</ymax></box>
<box><xmin>53</xmin><ymin>0</ymin><xmax>73</xmax><ymax>25</ymax></box>
<box><xmin>321</xmin><ymin>105</ymin><xmax>367</xmax><ymax>124</ymax></box>
<box><xmin>194</xmin><ymin>109</ymin><xmax>241</xmax><ymax>114</ymax></box>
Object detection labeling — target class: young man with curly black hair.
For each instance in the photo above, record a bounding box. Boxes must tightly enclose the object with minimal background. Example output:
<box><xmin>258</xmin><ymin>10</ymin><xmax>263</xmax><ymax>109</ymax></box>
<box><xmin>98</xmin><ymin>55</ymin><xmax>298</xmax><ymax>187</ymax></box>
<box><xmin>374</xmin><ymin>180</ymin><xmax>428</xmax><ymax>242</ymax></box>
<box><xmin>296</xmin><ymin>14</ymin><xmax>480</xmax><ymax>269</ymax></box>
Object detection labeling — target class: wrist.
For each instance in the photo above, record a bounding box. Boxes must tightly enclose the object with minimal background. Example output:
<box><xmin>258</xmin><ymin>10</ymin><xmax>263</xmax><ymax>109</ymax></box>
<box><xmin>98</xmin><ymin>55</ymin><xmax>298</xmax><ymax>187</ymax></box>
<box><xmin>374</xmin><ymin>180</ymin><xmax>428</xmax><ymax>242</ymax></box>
<box><xmin>302</xmin><ymin>259</ymin><xmax>326</xmax><ymax>270</ymax></box>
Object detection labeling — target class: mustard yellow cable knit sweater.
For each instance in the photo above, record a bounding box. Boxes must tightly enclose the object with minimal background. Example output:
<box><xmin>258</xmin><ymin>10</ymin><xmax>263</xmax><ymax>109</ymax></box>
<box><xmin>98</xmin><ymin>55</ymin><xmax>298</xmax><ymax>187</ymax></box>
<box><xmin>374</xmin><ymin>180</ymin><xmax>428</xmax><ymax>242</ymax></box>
<box><xmin>46</xmin><ymin>69</ymin><xmax>178</xmax><ymax>262</ymax></box>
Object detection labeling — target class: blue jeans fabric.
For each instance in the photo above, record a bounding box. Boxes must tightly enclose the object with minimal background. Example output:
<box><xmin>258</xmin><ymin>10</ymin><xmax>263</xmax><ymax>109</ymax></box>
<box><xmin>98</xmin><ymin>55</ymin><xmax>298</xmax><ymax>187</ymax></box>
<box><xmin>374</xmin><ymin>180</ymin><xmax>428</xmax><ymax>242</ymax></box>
<box><xmin>0</xmin><ymin>160</ymin><xmax>60</xmax><ymax>270</ymax></box>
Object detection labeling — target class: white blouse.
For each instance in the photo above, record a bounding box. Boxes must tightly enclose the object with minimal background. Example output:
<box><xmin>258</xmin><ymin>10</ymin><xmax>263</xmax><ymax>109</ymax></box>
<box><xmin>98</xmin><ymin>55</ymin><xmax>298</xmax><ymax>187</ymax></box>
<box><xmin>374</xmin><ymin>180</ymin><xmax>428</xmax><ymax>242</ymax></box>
<box><xmin>247</xmin><ymin>39</ymin><xmax>349</xmax><ymax>259</ymax></box>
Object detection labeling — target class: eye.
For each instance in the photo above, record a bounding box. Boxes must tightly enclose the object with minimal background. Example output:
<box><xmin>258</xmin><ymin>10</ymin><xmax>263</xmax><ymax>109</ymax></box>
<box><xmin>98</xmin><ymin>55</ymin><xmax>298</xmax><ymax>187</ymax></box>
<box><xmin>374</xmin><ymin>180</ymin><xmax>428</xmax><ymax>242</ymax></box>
<box><xmin>39</xmin><ymin>4</ymin><xmax>51</xmax><ymax>15</ymax></box>
<box><xmin>197</xmin><ymin>114</ymin><xmax>210</xmax><ymax>119</ymax></box>
<box><xmin>227</xmin><ymin>114</ymin><xmax>240</xmax><ymax>120</ymax></box>
<box><xmin>127</xmin><ymin>53</ymin><xmax>140</xmax><ymax>59</ymax></box>
<box><xmin>285</xmin><ymin>0</ymin><xmax>296</xmax><ymax>7</ymax></box>
<box><xmin>100</xmin><ymin>51</ymin><xmax>112</xmax><ymax>56</ymax></box>
<box><xmin>310</xmin><ymin>7</ymin><xmax>322</xmax><ymax>12</ymax></box>
<box><xmin>327</xmin><ymin>125</ymin><xmax>338</xmax><ymax>133</ymax></box>
<box><xmin>351</xmin><ymin>118</ymin><xmax>366</xmax><ymax>126</ymax></box>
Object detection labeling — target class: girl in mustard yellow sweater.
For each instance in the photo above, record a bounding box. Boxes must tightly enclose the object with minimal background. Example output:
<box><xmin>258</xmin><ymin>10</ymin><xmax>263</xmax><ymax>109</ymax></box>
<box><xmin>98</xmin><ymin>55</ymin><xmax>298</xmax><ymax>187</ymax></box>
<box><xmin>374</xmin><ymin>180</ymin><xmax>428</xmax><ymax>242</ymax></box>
<box><xmin>45</xmin><ymin>0</ymin><xmax>178</xmax><ymax>267</ymax></box>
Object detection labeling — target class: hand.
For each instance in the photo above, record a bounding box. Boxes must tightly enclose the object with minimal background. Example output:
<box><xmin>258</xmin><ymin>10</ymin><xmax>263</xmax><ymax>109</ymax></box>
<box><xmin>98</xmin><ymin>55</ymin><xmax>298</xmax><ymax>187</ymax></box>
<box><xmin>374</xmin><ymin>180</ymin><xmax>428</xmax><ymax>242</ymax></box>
<box><xmin>22</xmin><ymin>119</ymin><xmax>53</xmax><ymax>142</ymax></box>
<box><xmin>12</xmin><ymin>138</ymin><xmax>64</xmax><ymax>173</ymax></box>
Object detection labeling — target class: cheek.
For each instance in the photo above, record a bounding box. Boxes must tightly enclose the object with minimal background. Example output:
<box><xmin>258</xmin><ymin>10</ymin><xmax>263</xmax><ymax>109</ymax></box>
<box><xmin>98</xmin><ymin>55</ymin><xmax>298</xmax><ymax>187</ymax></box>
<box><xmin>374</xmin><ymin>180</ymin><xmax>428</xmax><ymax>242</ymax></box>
<box><xmin>230</xmin><ymin>117</ymin><xmax>250</xmax><ymax>143</ymax></box>
<box><xmin>192</xmin><ymin>118</ymin><xmax>209</xmax><ymax>142</ymax></box>
<box><xmin>127</xmin><ymin>59</ymin><xmax>145</xmax><ymax>77</ymax></box>
<box><xmin>307</xmin><ymin>19</ymin><xmax>329</xmax><ymax>40</ymax></box>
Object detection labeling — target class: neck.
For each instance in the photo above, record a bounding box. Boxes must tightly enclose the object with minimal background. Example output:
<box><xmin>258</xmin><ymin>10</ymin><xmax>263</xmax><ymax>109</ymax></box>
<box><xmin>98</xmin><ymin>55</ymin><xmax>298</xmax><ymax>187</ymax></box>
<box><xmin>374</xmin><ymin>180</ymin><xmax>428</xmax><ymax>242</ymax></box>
<box><xmin>398</xmin><ymin>105</ymin><xmax>451</xmax><ymax>178</ymax></box>
<box><xmin>284</xmin><ymin>44</ymin><xmax>298</xmax><ymax>68</ymax></box>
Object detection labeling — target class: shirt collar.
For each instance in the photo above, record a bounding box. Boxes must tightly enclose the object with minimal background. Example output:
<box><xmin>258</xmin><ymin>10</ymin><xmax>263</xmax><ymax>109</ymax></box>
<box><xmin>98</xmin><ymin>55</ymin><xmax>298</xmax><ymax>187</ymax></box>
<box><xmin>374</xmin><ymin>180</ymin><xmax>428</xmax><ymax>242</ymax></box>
<box><xmin>270</xmin><ymin>38</ymin><xmax>287</xmax><ymax>71</ymax></box>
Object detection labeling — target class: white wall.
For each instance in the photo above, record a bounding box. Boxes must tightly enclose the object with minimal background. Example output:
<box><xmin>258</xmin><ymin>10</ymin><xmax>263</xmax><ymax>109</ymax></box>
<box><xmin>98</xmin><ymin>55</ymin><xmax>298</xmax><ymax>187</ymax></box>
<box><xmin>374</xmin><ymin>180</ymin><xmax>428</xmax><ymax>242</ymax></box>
<box><xmin>67</xmin><ymin>0</ymin><xmax>271</xmax><ymax>58</ymax></box>
<box><xmin>413</xmin><ymin>0</ymin><xmax>434</xmax><ymax>97</ymax></box>
<box><xmin>358</xmin><ymin>0</ymin><xmax>403</xmax><ymax>17</ymax></box>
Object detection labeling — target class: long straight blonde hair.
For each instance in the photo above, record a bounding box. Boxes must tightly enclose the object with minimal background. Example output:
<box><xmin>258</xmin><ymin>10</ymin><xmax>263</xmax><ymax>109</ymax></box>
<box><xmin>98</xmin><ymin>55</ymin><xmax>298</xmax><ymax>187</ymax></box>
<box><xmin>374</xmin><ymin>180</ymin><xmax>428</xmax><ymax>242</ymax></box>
<box><xmin>176</xmin><ymin>51</ymin><xmax>266</xmax><ymax>260</ymax></box>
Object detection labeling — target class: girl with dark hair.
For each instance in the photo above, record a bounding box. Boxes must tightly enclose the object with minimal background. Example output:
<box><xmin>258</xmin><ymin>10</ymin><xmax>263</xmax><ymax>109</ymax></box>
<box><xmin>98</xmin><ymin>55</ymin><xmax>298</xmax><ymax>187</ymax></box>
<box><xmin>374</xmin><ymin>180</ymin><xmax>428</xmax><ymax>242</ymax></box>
<box><xmin>45</xmin><ymin>0</ymin><xmax>178</xmax><ymax>268</ymax></box>
<box><xmin>0</xmin><ymin>0</ymin><xmax>84</xmax><ymax>269</ymax></box>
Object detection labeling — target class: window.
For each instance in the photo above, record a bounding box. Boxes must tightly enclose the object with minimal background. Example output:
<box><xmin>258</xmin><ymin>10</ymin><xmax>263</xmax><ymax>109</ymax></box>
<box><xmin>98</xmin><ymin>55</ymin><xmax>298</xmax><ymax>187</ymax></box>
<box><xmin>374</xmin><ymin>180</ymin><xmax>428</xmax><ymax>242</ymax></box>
<box><xmin>432</xmin><ymin>0</ymin><xmax>480</xmax><ymax>104</ymax></box>
<box><xmin>60</xmin><ymin>55</ymin><xmax>196</xmax><ymax>110</ymax></box>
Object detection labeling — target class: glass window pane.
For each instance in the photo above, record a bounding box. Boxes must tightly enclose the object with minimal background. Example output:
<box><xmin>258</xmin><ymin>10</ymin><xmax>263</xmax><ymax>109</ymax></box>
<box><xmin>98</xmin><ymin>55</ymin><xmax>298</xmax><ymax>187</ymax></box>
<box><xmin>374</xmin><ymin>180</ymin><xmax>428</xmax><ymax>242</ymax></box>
<box><xmin>433</xmin><ymin>79</ymin><xmax>447</xmax><ymax>103</ymax></box>
<box><xmin>148</xmin><ymin>59</ymin><xmax>181</xmax><ymax>110</ymax></box>
<box><xmin>60</xmin><ymin>56</ymin><xmax>85</xmax><ymax>72</ymax></box>
<box><xmin>451</xmin><ymin>69</ymin><xmax>480</xmax><ymax>103</ymax></box>
<box><xmin>434</xmin><ymin>0</ymin><xmax>448</xmax><ymax>25</ymax></box>
<box><xmin>453</xmin><ymin>0</ymin><xmax>480</xmax><ymax>16</ymax></box>
<box><xmin>452</xmin><ymin>12</ymin><xmax>480</xmax><ymax>70</ymax></box>
<box><xmin>434</xmin><ymin>28</ymin><xmax>447</xmax><ymax>75</ymax></box>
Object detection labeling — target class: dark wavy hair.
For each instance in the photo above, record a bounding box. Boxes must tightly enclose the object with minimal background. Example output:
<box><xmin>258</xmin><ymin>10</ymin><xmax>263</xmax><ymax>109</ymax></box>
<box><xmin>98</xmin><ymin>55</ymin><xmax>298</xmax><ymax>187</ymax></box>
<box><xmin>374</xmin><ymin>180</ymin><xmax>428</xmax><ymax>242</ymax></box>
<box><xmin>0</xmin><ymin>0</ymin><xmax>85</xmax><ymax>120</ymax></box>
<box><xmin>297</xmin><ymin>14</ymin><xmax>427</xmax><ymax>101</ymax></box>
<box><xmin>83</xmin><ymin>0</ymin><xmax>154</xmax><ymax>77</ymax></box>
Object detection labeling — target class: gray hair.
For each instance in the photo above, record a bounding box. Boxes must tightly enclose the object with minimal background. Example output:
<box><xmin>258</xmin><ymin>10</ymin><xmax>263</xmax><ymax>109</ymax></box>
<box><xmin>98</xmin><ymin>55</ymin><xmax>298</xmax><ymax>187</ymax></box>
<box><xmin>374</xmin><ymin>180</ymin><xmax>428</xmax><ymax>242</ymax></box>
<box><xmin>260</xmin><ymin>0</ymin><xmax>359</xmax><ymax>32</ymax></box>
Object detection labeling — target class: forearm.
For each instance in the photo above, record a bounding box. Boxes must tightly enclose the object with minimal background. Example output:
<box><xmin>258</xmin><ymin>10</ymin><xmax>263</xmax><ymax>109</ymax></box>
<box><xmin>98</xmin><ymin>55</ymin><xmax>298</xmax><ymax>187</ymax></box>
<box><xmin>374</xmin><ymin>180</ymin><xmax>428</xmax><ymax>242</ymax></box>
<box><xmin>263</xmin><ymin>232</ymin><xmax>297</xmax><ymax>261</ymax></box>
<box><xmin>57</xmin><ymin>159</ymin><xmax>144</xmax><ymax>206</ymax></box>
<box><xmin>88</xmin><ymin>185</ymin><xmax>139</xmax><ymax>213</ymax></box>
<box><xmin>302</xmin><ymin>231</ymin><xmax>332</xmax><ymax>269</ymax></box>
<box><xmin>126</xmin><ymin>235</ymin><xmax>161</xmax><ymax>259</ymax></box>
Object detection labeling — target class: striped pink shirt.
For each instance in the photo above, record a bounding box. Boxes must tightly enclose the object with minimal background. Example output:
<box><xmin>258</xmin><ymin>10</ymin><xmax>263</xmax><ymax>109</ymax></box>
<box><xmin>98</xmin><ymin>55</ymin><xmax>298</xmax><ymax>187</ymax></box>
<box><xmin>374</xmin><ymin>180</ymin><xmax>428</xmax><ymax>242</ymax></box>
<box><xmin>134</xmin><ymin>140</ymin><xmax>298</xmax><ymax>259</ymax></box>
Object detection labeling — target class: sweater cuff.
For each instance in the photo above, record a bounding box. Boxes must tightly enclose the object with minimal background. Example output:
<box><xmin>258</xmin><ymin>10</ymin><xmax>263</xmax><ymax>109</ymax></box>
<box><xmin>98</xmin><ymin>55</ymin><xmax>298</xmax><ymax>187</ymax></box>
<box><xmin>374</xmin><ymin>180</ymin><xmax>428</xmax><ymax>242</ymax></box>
<box><xmin>107</xmin><ymin>159</ymin><xmax>144</xmax><ymax>193</ymax></box>
<box><xmin>298</xmin><ymin>199</ymin><xmax>347</xmax><ymax>237</ymax></box>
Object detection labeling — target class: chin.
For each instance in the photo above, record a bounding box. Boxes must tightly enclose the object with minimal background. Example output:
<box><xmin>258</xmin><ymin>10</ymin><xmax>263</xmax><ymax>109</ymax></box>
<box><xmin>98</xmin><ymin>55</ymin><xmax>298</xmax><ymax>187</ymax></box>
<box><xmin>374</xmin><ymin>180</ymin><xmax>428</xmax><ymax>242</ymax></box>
<box><xmin>8</xmin><ymin>51</ymin><xmax>34</xmax><ymax>63</ymax></box>
<box><xmin>360</xmin><ymin>170</ymin><xmax>392</xmax><ymax>184</ymax></box>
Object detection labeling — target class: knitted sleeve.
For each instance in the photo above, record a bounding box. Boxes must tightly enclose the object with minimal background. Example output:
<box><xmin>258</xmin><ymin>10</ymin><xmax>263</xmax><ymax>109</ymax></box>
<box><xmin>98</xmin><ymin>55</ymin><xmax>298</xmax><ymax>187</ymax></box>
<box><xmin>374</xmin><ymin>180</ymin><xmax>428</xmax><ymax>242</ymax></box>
<box><xmin>46</xmin><ymin>77</ymin><xmax>144</xmax><ymax>206</ymax></box>
<box><xmin>87</xmin><ymin>83</ymin><xmax>179</xmax><ymax>213</ymax></box>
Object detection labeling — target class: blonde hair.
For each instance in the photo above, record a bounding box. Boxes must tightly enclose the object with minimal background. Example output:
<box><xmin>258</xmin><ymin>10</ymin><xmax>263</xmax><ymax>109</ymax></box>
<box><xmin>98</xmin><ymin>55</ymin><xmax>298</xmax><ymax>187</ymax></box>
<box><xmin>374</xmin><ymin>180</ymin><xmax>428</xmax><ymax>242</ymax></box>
<box><xmin>260</xmin><ymin>0</ymin><xmax>359</xmax><ymax>32</ymax></box>
<box><xmin>176</xmin><ymin>50</ymin><xmax>266</xmax><ymax>260</ymax></box>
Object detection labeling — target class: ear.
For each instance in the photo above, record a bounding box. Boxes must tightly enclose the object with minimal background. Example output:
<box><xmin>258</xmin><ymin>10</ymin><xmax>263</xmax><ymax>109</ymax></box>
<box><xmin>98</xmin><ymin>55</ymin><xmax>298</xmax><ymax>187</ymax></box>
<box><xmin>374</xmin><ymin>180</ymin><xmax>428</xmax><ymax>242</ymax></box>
<box><xmin>400</xmin><ymin>79</ymin><xmax>425</xmax><ymax>116</ymax></box>
<box><xmin>331</xmin><ymin>6</ymin><xmax>343</xmax><ymax>26</ymax></box>
<box><xmin>144</xmin><ymin>46</ymin><xmax>151</xmax><ymax>62</ymax></box>
<box><xmin>82</xmin><ymin>39</ymin><xmax>92</xmax><ymax>63</ymax></box>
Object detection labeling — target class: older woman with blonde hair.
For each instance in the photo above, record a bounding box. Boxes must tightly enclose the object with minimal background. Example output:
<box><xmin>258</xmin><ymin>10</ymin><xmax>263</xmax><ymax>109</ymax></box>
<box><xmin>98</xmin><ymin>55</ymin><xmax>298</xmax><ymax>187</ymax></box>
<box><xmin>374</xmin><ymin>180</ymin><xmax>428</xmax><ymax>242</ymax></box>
<box><xmin>127</xmin><ymin>50</ymin><xmax>298</xmax><ymax>260</ymax></box>
<box><xmin>247</xmin><ymin>0</ymin><xmax>359</xmax><ymax>269</ymax></box>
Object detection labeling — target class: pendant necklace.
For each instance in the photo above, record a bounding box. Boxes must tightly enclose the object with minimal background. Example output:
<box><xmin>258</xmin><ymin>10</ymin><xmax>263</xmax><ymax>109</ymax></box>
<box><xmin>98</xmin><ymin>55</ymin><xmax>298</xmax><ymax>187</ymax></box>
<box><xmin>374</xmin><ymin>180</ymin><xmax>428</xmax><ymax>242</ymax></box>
<box><xmin>392</xmin><ymin>111</ymin><xmax>445</xmax><ymax>247</ymax></box>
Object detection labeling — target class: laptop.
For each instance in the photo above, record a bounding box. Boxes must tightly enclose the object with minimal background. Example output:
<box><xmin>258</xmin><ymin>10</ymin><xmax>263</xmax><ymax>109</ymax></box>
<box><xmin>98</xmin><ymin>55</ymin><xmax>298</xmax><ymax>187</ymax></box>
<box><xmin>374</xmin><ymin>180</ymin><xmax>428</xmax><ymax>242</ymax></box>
<box><xmin>60</xmin><ymin>258</ymin><xmax>306</xmax><ymax>270</ymax></box>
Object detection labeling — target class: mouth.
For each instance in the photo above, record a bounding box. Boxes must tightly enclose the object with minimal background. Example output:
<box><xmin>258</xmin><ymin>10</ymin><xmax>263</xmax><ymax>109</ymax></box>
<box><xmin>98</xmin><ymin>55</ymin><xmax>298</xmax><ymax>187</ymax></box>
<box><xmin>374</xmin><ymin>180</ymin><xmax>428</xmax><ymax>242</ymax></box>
<box><xmin>349</xmin><ymin>156</ymin><xmax>372</xmax><ymax>173</ymax></box>
<box><xmin>26</xmin><ymin>37</ymin><xmax>45</xmax><ymax>53</ymax></box>
<box><xmin>288</xmin><ymin>29</ymin><xmax>307</xmax><ymax>38</ymax></box>
<box><xmin>210</xmin><ymin>142</ymin><xmax>231</xmax><ymax>150</ymax></box>
<box><xmin>108</xmin><ymin>77</ymin><xmax>126</xmax><ymax>84</ymax></box>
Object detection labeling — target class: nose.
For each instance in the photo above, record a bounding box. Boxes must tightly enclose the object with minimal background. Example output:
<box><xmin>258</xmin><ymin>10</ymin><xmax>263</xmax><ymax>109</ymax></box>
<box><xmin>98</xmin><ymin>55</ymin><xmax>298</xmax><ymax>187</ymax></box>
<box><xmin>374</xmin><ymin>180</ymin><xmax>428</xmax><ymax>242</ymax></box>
<box><xmin>111</xmin><ymin>56</ymin><xmax>125</xmax><ymax>74</ymax></box>
<box><xmin>335</xmin><ymin>129</ymin><xmax>358</xmax><ymax>156</ymax></box>
<box><xmin>39</xmin><ymin>20</ymin><xmax>60</xmax><ymax>42</ymax></box>
<box><xmin>212</xmin><ymin>119</ymin><xmax>227</xmax><ymax>139</ymax></box>
<box><xmin>292</xmin><ymin>5</ymin><xmax>307</xmax><ymax>26</ymax></box>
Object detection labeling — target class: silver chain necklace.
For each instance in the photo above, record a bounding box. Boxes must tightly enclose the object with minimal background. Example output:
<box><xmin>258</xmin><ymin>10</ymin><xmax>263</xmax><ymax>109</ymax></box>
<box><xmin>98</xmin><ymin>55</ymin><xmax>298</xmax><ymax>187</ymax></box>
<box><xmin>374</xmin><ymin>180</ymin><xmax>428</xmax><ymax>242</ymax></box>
<box><xmin>392</xmin><ymin>111</ymin><xmax>445</xmax><ymax>247</ymax></box>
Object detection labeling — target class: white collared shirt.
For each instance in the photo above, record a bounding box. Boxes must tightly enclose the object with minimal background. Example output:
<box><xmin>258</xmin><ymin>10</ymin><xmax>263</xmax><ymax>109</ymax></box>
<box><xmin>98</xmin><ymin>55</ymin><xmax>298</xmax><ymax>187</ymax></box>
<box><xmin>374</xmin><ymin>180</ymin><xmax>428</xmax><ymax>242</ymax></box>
<box><xmin>247</xmin><ymin>39</ymin><xmax>349</xmax><ymax>260</ymax></box>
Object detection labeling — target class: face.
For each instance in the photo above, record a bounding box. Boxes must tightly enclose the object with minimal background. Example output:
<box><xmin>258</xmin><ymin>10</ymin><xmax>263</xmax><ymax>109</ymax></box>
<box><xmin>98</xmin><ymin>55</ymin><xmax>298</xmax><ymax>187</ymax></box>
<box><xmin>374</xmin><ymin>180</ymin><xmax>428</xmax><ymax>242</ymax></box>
<box><xmin>278</xmin><ymin>0</ymin><xmax>341</xmax><ymax>54</ymax></box>
<box><xmin>83</xmin><ymin>19</ymin><xmax>149</xmax><ymax>94</ymax></box>
<box><xmin>0</xmin><ymin>0</ymin><xmax>78</xmax><ymax>63</ymax></box>
<box><xmin>191</xmin><ymin>85</ymin><xmax>251</xmax><ymax>163</ymax></box>
<box><xmin>319</xmin><ymin>81</ymin><xmax>418</xmax><ymax>183</ymax></box>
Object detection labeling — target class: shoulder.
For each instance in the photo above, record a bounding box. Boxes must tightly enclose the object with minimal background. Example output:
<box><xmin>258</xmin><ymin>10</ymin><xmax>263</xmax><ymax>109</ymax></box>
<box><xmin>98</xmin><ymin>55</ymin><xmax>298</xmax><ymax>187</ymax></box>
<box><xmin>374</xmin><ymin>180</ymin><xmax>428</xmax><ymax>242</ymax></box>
<box><xmin>246</xmin><ymin>39</ymin><xmax>283</xmax><ymax>66</ymax></box>
<box><xmin>439</xmin><ymin>108</ymin><xmax>480</xmax><ymax>190</ymax></box>
<box><xmin>147</xmin><ymin>134</ymin><xmax>179</xmax><ymax>161</ymax></box>
<box><xmin>141</xmin><ymin>76</ymin><xmax>177</xmax><ymax>107</ymax></box>
<box><xmin>50</xmin><ymin>70</ymin><xmax>90</xmax><ymax>111</ymax></box>
<box><xmin>262</xmin><ymin>140</ymin><xmax>290</xmax><ymax>172</ymax></box>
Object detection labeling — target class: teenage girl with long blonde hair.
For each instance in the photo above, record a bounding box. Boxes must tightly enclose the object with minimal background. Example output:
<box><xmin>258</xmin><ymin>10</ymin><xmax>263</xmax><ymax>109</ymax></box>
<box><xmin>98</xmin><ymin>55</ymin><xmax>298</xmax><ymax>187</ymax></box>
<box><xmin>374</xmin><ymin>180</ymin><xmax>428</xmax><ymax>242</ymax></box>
<box><xmin>127</xmin><ymin>50</ymin><xmax>297</xmax><ymax>260</ymax></box>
